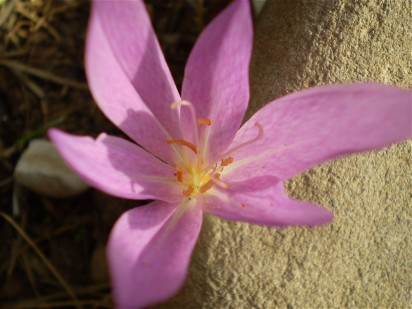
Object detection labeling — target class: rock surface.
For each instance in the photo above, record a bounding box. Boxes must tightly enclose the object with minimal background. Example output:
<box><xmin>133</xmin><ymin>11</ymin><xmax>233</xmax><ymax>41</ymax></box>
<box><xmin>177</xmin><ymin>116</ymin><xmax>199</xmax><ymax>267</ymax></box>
<box><xmin>158</xmin><ymin>0</ymin><xmax>412</xmax><ymax>307</ymax></box>
<box><xmin>14</xmin><ymin>139</ymin><xmax>89</xmax><ymax>198</ymax></box>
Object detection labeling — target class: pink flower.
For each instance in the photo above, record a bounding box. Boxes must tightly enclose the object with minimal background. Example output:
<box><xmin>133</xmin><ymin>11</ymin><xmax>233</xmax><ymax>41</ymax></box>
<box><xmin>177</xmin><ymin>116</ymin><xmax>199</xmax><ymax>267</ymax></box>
<box><xmin>49</xmin><ymin>0</ymin><xmax>411</xmax><ymax>307</ymax></box>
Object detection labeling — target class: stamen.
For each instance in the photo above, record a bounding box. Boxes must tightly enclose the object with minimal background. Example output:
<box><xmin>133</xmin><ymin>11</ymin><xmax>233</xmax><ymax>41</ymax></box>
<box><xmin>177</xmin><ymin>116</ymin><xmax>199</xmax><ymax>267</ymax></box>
<box><xmin>170</xmin><ymin>100</ymin><xmax>200</xmax><ymax>153</ymax></box>
<box><xmin>176</xmin><ymin>167</ymin><xmax>183</xmax><ymax>183</ymax></box>
<box><xmin>166</xmin><ymin>199</ymin><xmax>193</xmax><ymax>232</ymax></box>
<box><xmin>167</xmin><ymin>139</ymin><xmax>198</xmax><ymax>154</ymax></box>
<box><xmin>183</xmin><ymin>185</ymin><xmax>194</xmax><ymax>196</ymax></box>
<box><xmin>170</xmin><ymin>100</ymin><xmax>193</xmax><ymax>109</ymax></box>
<box><xmin>199</xmin><ymin>181</ymin><xmax>213</xmax><ymax>194</ymax></box>
<box><xmin>199</xmin><ymin>173</ymin><xmax>221</xmax><ymax>193</ymax></box>
<box><xmin>222</xmin><ymin>122</ymin><xmax>264</xmax><ymax>157</ymax></box>
<box><xmin>209</xmin><ymin>173</ymin><xmax>228</xmax><ymax>189</ymax></box>
<box><xmin>197</xmin><ymin>118</ymin><xmax>212</xmax><ymax>126</ymax></box>
<box><xmin>170</xmin><ymin>101</ymin><xmax>180</xmax><ymax>109</ymax></box>
<box><xmin>221</xmin><ymin>156</ymin><xmax>234</xmax><ymax>167</ymax></box>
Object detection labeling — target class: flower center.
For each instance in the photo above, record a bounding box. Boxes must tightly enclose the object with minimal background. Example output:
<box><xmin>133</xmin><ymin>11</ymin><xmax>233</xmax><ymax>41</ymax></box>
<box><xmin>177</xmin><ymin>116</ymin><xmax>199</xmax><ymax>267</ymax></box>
<box><xmin>165</xmin><ymin>100</ymin><xmax>234</xmax><ymax>198</ymax></box>
<box><xmin>172</xmin><ymin>154</ymin><xmax>233</xmax><ymax>198</ymax></box>
<box><xmin>166</xmin><ymin>100</ymin><xmax>264</xmax><ymax>199</ymax></box>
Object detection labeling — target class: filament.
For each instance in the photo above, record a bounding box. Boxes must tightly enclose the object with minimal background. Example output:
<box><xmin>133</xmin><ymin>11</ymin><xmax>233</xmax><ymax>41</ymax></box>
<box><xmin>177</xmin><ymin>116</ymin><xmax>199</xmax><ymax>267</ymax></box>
<box><xmin>166</xmin><ymin>199</ymin><xmax>193</xmax><ymax>232</ymax></box>
<box><xmin>209</xmin><ymin>173</ymin><xmax>228</xmax><ymax>189</ymax></box>
<box><xmin>199</xmin><ymin>173</ymin><xmax>221</xmax><ymax>193</ymax></box>
<box><xmin>170</xmin><ymin>100</ymin><xmax>200</xmax><ymax>151</ymax></box>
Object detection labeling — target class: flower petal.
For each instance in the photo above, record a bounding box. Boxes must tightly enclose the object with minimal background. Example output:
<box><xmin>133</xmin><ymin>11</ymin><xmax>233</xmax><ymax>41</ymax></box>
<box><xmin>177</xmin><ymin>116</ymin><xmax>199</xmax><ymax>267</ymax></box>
<box><xmin>225</xmin><ymin>83</ymin><xmax>412</xmax><ymax>181</ymax></box>
<box><xmin>108</xmin><ymin>201</ymin><xmax>203</xmax><ymax>308</ymax></box>
<box><xmin>86</xmin><ymin>0</ymin><xmax>181</xmax><ymax>163</ymax></box>
<box><xmin>181</xmin><ymin>0</ymin><xmax>253</xmax><ymax>163</ymax></box>
<box><xmin>48</xmin><ymin>129</ymin><xmax>180</xmax><ymax>202</ymax></box>
<box><xmin>203</xmin><ymin>181</ymin><xmax>333</xmax><ymax>227</ymax></box>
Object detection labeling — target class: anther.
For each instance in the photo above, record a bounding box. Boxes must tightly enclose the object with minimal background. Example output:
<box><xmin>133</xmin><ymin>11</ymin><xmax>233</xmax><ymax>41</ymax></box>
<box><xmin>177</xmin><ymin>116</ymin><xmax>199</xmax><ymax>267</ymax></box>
<box><xmin>176</xmin><ymin>167</ymin><xmax>183</xmax><ymax>183</ymax></box>
<box><xmin>199</xmin><ymin>173</ymin><xmax>221</xmax><ymax>193</ymax></box>
<box><xmin>183</xmin><ymin>185</ymin><xmax>194</xmax><ymax>196</ymax></box>
<box><xmin>221</xmin><ymin>156</ymin><xmax>234</xmax><ymax>167</ymax></box>
<box><xmin>197</xmin><ymin>118</ymin><xmax>212</xmax><ymax>126</ymax></box>
<box><xmin>209</xmin><ymin>173</ymin><xmax>228</xmax><ymax>189</ymax></box>
<box><xmin>167</xmin><ymin>139</ymin><xmax>198</xmax><ymax>154</ymax></box>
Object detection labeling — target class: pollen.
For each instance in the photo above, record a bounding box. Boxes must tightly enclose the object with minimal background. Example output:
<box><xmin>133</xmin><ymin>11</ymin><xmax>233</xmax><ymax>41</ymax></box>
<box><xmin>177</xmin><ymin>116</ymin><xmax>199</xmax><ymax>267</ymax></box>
<box><xmin>197</xmin><ymin>118</ymin><xmax>212</xmax><ymax>126</ymax></box>
<box><xmin>199</xmin><ymin>173</ymin><xmax>220</xmax><ymax>193</ymax></box>
<box><xmin>176</xmin><ymin>167</ymin><xmax>183</xmax><ymax>183</ymax></box>
<box><xmin>182</xmin><ymin>185</ymin><xmax>194</xmax><ymax>196</ymax></box>
<box><xmin>166</xmin><ymin>101</ymin><xmax>233</xmax><ymax>198</ymax></box>
<box><xmin>166</xmin><ymin>139</ymin><xmax>198</xmax><ymax>154</ymax></box>
<box><xmin>221</xmin><ymin>156</ymin><xmax>234</xmax><ymax>167</ymax></box>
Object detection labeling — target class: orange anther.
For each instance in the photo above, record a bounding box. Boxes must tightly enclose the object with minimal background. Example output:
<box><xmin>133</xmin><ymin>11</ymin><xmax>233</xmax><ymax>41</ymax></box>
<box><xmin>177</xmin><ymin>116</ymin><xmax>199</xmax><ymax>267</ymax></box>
<box><xmin>182</xmin><ymin>185</ymin><xmax>194</xmax><ymax>196</ymax></box>
<box><xmin>199</xmin><ymin>181</ymin><xmax>213</xmax><ymax>193</ymax></box>
<box><xmin>221</xmin><ymin>156</ymin><xmax>234</xmax><ymax>167</ymax></box>
<box><xmin>199</xmin><ymin>173</ymin><xmax>220</xmax><ymax>193</ymax></box>
<box><xmin>197</xmin><ymin>118</ymin><xmax>212</xmax><ymax>126</ymax></box>
<box><xmin>166</xmin><ymin>139</ymin><xmax>197</xmax><ymax>154</ymax></box>
<box><xmin>176</xmin><ymin>167</ymin><xmax>183</xmax><ymax>183</ymax></box>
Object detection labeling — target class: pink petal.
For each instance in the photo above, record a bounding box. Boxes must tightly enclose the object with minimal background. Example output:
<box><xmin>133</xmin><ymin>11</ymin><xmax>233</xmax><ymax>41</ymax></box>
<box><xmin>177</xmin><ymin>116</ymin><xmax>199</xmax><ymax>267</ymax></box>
<box><xmin>86</xmin><ymin>0</ymin><xmax>181</xmax><ymax>163</ymax></box>
<box><xmin>48</xmin><ymin>129</ymin><xmax>180</xmax><ymax>202</ymax></box>
<box><xmin>203</xmin><ymin>180</ymin><xmax>333</xmax><ymax>227</ymax></box>
<box><xmin>108</xmin><ymin>201</ymin><xmax>203</xmax><ymax>308</ymax></box>
<box><xmin>181</xmin><ymin>0</ymin><xmax>253</xmax><ymax>163</ymax></box>
<box><xmin>225</xmin><ymin>83</ymin><xmax>412</xmax><ymax>181</ymax></box>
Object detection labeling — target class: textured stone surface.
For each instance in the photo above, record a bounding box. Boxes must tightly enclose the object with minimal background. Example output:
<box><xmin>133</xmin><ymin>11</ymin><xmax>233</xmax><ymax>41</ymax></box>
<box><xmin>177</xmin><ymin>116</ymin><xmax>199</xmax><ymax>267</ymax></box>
<box><xmin>157</xmin><ymin>0</ymin><xmax>412</xmax><ymax>308</ymax></box>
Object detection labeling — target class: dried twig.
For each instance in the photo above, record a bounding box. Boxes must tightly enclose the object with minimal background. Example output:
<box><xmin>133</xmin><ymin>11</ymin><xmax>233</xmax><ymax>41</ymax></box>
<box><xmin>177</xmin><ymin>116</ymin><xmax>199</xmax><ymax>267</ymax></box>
<box><xmin>15</xmin><ymin>4</ymin><xmax>61</xmax><ymax>41</ymax></box>
<box><xmin>12</xmin><ymin>68</ymin><xmax>45</xmax><ymax>98</ymax></box>
<box><xmin>4</xmin><ymin>284</ymin><xmax>111</xmax><ymax>309</ymax></box>
<box><xmin>0</xmin><ymin>60</ymin><xmax>88</xmax><ymax>89</ymax></box>
<box><xmin>0</xmin><ymin>0</ymin><xmax>16</xmax><ymax>28</ymax></box>
<box><xmin>13</xmin><ymin>217</ymin><xmax>94</xmax><ymax>261</ymax></box>
<box><xmin>7</xmin><ymin>299</ymin><xmax>112</xmax><ymax>309</ymax></box>
<box><xmin>0</xmin><ymin>211</ymin><xmax>80</xmax><ymax>307</ymax></box>
<box><xmin>22</xmin><ymin>252</ymin><xmax>41</xmax><ymax>298</ymax></box>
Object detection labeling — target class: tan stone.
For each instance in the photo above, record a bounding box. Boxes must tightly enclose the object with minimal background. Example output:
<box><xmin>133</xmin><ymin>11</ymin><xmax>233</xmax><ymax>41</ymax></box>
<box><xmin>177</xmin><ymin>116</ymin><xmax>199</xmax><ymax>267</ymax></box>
<box><xmin>158</xmin><ymin>0</ymin><xmax>412</xmax><ymax>307</ymax></box>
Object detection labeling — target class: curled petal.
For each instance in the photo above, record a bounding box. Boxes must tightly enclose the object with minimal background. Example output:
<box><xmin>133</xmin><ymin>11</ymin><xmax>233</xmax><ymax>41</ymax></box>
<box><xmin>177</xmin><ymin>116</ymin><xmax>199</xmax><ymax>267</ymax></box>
<box><xmin>48</xmin><ymin>129</ymin><xmax>180</xmax><ymax>202</ymax></box>
<box><xmin>203</xmin><ymin>180</ymin><xmax>333</xmax><ymax>227</ymax></box>
<box><xmin>181</xmin><ymin>0</ymin><xmax>253</xmax><ymax>164</ymax></box>
<box><xmin>226</xmin><ymin>83</ymin><xmax>412</xmax><ymax>181</ymax></box>
<box><xmin>108</xmin><ymin>201</ymin><xmax>203</xmax><ymax>308</ymax></box>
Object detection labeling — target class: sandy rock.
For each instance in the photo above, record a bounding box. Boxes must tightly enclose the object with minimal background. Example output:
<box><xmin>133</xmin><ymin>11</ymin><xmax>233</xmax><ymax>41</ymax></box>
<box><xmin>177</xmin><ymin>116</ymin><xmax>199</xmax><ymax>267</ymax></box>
<box><xmin>158</xmin><ymin>0</ymin><xmax>412</xmax><ymax>308</ymax></box>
